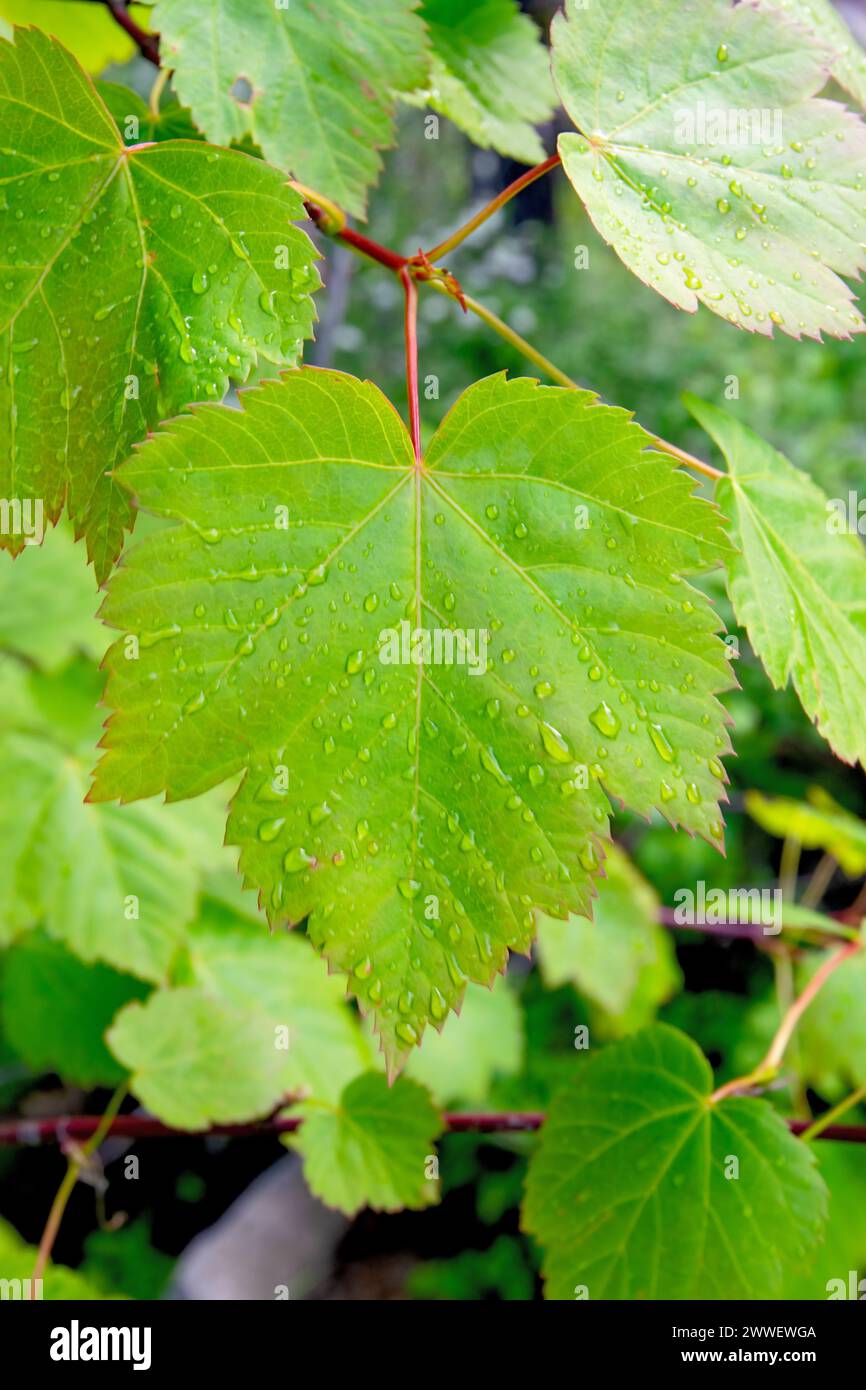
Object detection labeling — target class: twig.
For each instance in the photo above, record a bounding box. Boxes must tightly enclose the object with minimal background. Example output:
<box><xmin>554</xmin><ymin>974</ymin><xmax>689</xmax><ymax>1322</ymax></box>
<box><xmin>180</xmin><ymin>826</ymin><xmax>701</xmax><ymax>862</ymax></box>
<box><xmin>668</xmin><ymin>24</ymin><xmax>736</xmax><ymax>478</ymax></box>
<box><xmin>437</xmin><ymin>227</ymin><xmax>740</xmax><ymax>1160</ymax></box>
<box><xmin>3</xmin><ymin>1110</ymin><xmax>866</xmax><ymax>1145</ymax></box>
<box><xmin>424</xmin><ymin>153</ymin><xmax>563</xmax><ymax>263</ymax></box>
<box><xmin>799</xmin><ymin>1083</ymin><xmax>866</xmax><ymax>1143</ymax></box>
<box><xmin>104</xmin><ymin>1</ymin><xmax>160</xmax><ymax>66</ymax></box>
<box><xmin>400</xmin><ymin>265</ymin><xmax>422</xmax><ymax>461</ymax></box>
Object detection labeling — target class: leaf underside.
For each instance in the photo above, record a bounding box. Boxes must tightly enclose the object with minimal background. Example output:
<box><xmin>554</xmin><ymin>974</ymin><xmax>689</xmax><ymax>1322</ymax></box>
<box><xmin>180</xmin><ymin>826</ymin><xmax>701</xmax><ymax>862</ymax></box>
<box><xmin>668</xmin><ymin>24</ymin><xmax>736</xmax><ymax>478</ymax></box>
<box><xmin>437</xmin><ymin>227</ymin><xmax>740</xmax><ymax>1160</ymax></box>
<box><xmin>551</xmin><ymin>0</ymin><xmax>866</xmax><ymax>340</ymax></box>
<box><xmin>688</xmin><ymin>394</ymin><xmax>866</xmax><ymax>770</ymax></box>
<box><xmin>0</xmin><ymin>27</ymin><xmax>319</xmax><ymax>579</ymax></box>
<box><xmin>91</xmin><ymin>367</ymin><xmax>734</xmax><ymax>1068</ymax></box>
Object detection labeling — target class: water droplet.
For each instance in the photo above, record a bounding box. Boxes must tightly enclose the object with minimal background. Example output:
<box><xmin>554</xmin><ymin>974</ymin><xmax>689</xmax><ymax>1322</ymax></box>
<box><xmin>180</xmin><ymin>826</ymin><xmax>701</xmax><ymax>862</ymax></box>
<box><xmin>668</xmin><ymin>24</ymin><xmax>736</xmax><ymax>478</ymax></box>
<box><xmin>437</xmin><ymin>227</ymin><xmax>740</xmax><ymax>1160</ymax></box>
<box><xmin>540</xmin><ymin>721</ymin><xmax>572</xmax><ymax>762</ymax></box>
<box><xmin>283</xmin><ymin>846</ymin><xmax>314</xmax><ymax>874</ymax></box>
<box><xmin>590</xmin><ymin>702</ymin><xmax>620</xmax><ymax>739</ymax></box>
<box><xmin>258</xmin><ymin>817</ymin><xmax>285</xmax><ymax>842</ymax></box>
<box><xmin>649</xmin><ymin>722</ymin><xmax>675</xmax><ymax>762</ymax></box>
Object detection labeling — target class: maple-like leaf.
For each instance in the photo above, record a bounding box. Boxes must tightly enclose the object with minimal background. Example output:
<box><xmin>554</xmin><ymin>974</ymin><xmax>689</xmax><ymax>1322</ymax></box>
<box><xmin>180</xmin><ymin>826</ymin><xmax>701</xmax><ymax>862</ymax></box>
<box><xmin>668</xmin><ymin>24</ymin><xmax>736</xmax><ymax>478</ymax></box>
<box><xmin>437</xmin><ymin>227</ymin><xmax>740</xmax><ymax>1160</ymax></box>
<box><xmin>551</xmin><ymin>0</ymin><xmax>866</xmax><ymax>339</ymax></box>
<box><xmin>91</xmin><ymin>367</ymin><xmax>733</xmax><ymax>1067</ymax></box>
<box><xmin>0</xmin><ymin>27</ymin><xmax>319</xmax><ymax>579</ymax></box>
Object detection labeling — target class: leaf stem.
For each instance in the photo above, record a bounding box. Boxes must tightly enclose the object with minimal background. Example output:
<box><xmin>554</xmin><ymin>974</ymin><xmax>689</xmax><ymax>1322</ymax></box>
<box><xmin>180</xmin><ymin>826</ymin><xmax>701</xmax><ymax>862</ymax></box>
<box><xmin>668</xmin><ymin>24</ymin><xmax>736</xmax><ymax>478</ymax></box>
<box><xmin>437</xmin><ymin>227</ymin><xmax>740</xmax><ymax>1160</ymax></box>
<box><xmin>29</xmin><ymin>1083</ymin><xmax>128</xmax><ymax>1296</ymax></box>
<box><xmin>104</xmin><ymin>1</ymin><xmax>160</xmax><ymax>66</ymax></box>
<box><xmin>424</xmin><ymin>153</ymin><xmax>563</xmax><ymax>263</ymax></box>
<box><xmin>148</xmin><ymin>63</ymin><xmax>170</xmax><ymax>121</ymax></box>
<box><xmin>400</xmin><ymin>266</ymin><xmax>422</xmax><ymax>462</ymax></box>
<box><xmin>710</xmin><ymin>938</ymin><xmax>862</xmax><ymax>1103</ymax></box>
<box><xmin>799</xmin><ymin>1083</ymin><xmax>866</xmax><ymax>1143</ymax></box>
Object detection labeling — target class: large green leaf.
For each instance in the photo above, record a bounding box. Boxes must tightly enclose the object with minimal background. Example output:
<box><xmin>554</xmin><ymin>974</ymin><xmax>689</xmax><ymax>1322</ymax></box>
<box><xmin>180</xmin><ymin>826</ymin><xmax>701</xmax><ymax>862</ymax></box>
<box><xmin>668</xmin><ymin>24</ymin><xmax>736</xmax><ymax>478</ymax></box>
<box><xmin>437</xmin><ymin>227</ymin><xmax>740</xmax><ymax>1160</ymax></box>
<box><xmin>773</xmin><ymin>0</ymin><xmax>866</xmax><ymax>109</ymax></box>
<box><xmin>1</xmin><ymin>931</ymin><xmax>147</xmax><ymax>1087</ymax></box>
<box><xmin>153</xmin><ymin>0</ymin><xmax>429</xmax><ymax>219</ymax></box>
<box><xmin>0</xmin><ymin>1</ymin><xmax>147</xmax><ymax>72</ymax></box>
<box><xmin>522</xmin><ymin>1023</ymin><xmax>827</xmax><ymax>1299</ymax></box>
<box><xmin>108</xmin><ymin>986</ymin><xmax>287</xmax><ymax>1129</ymax></box>
<box><xmin>91</xmin><ymin>368</ymin><xmax>733</xmax><ymax>1066</ymax></box>
<box><xmin>291</xmin><ymin>1071</ymin><xmax>441</xmax><ymax>1216</ymax></box>
<box><xmin>0</xmin><ymin>27</ymin><xmax>319</xmax><ymax>579</ymax></box>
<box><xmin>688</xmin><ymin>395</ymin><xmax>866</xmax><ymax>769</ymax></box>
<box><xmin>783</xmin><ymin>1141</ymin><xmax>866</xmax><ymax>1299</ymax></box>
<box><xmin>797</xmin><ymin>944</ymin><xmax>866</xmax><ymax>1094</ymax></box>
<box><xmin>551</xmin><ymin>0</ymin><xmax>866</xmax><ymax>340</ymax></box>
<box><xmin>536</xmin><ymin>841</ymin><xmax>679</xmax><ymax>1030</ymax></box>
<box><xmin>0</xmin><ymin>1217</ymin><xmax>111</xmax><ymax>1299</ymax></box>
<box><xmin>405</xmin><ymin>0</ymin><xmax>556</xmax><ymax>164</ymax></box>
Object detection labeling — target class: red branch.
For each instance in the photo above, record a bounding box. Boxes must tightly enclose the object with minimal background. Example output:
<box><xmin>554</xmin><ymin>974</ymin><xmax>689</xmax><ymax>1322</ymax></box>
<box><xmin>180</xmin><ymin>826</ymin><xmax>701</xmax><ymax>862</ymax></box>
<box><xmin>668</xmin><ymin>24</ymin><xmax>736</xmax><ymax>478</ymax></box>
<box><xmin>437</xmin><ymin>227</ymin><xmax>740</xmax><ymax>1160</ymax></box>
<box><xmin>105</xmin><ymin>1</ymin><xmax>160</xmax><ymax>66</ymax></box>
<box><xmin>1</xmin><ymin>1111</ymin><xmax>865</xmax><ymax>1145</ymax></box>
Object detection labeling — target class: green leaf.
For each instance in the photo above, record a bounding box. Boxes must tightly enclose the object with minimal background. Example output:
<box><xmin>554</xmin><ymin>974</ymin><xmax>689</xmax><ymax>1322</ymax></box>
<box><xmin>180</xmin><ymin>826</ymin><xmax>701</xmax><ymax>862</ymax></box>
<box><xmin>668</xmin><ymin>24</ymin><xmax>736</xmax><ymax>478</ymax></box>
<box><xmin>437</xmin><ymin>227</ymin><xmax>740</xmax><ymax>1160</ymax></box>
<box><xmin>0</xmin><ymin>27</ymin><xmax>319</xmax><ymax>579</ymax></box>
<box><xmin>91</xmin><ymin>368</ymin><xmax>733</xmax><ymax>1067</ymax></box>
<box><xmin>185</xmin><ymin>898</ymin><xmax>374</xmax><ymax>1102</ymax></box>
<box><xmin>108</xmin><ymin>985</ymin><xmax>287</xmax><ymax>1128</ymax></box>
<box><xmin>536</xmin><ymin>841</ymin><xmax>680</xmax><ymax>1028</ymax></box>
<box><xmin>747</xmin><ymin>787</ymin><xmax>866</xmax><ymax>875</ymax></box>
<box><xmin>405</xmin><ymin>975</ymin><xmax>523</xmax><ymax>1104</ymax></box>
<box><xmin>0</xmin><ymin>523</ymin><xmax>104</xmax><ymax>670</ymax></box>
<box><xmin>97</xmin><ymin>81</ymin><xmax>205</xmax><ymax>146</ymax></box>
<box><xmin>551</xmin><ymin>0</ymin><xmax>866</xmax><ymax>340</ymax></box>
<box><xmin>797</xmin><ymin>945</ymin><xmax>866</xmax><ymax>1094</ymax></box>
<box><xmin>523</xmin><ymin>1023</ymin><xmax>828</xmax><ymax>1299</ymax></box>
<box><xmin>0</xmin><ymin>729</ymin><xmax>202</xmax><ymax>980</ymax></box>
<box><xmin>0</xmin><ymin>1217</ymin><xmax>112</xmax><ymax>1299</ymax></box>
<box><xmin>1</xmin><ymin>931</ymin><xmax>147</xmax><ymax>1086</ymax></box>
<box><xmin>772</xmin><ymin>0</ymin><xmax>866</xmax><ymax>110</ymax></box>
<box><xmin>687</xmin><ymin>395</ymin><xmax>866</xmax><ymax>768</ymax></box>
<box><xmin>0</xmin><ymin>1</ymin><xmax>146</xmax><ymax>71</ymax></box>
<box><xmin>290</xmin><ymin>1071</ymin><xmax>441</xmax><ymax>1215</ymax></box>
<box><xmin>783</xmin><ymin>1141</ymin><xmax>866</xmax><ymax>1299</ymax></box>
<box><xmin>153</xmin><ymin>0</ymin><xmax>429</xmax><ymax>219</ymax></box>
<box><xmin>405</xmin><ymin>0</ymin><xmax>556</xmax><ymax>164</ymax></box>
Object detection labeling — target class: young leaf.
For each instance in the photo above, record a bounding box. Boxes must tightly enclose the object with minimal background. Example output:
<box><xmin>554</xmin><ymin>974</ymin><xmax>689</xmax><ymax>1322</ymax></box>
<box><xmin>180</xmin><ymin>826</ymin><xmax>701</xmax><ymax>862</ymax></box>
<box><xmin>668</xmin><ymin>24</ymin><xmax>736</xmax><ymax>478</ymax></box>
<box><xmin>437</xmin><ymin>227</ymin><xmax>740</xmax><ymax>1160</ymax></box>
<box><xmin>687</xmin><ymin>395</ymin><xmax>866</xmax><ymax>769</ymax></box>
<box><xmin>0</xmin><ymin>1217</ymin><xmax>111</xmax><ymax>1299</ymax></box>
<box><xmin>0</xmin><ymin>524</ymin><xmax>104</xmax><ymax>671</ymax></box>
<box><xmin>772</xmin><ymin>0</ymin><xmax>866</xmax><ymax>109</ymax></box>
<box><xmin>185</xmin><ymin>899</ymin><xmax>374</xmax><ymax>1102</ymax></box>
<box><xmin>405</xmin><ymin>0</ymin><xmax>556</xmax><ymax>164</ymax></box>
<box><xmin>153</xmin><ymin>0</ymin><xmax>429</xmax><ymax>219</ymax></box>
<box><xmin>747</xmin><ymin>787</ymin><xmax>866</xmax><ymax>875</ymax></box>
<box><xmin>796</xmin><ymin>945</ymin><xmax>866</xmax><ymax>1093</ymax></box>
<box><xmin>405</xmin><ymin>976</ymin><xmax>523</xmax><ymax>1104</ymax></box>
<box><xmin>0</xmin><ymin>730</ymin><xmax>202</xmax><ymax>980</ymax></box>
<box><xmin>91</xmin><ymin>368</ymin><xmax>733</xmax><ymax>1067</ymax></box>
<box><xmin>290</xmin><ymin>1072</ymin><xmax>441</xmax><ymax>1216</ymax></box>
<box><xmin>1</xmin><ymin>932</ymin><xmax>147</xmax><ymax>1087</ymax></box>
<box><xmin>0</xmin><ymin>27</ymin><xmax>319</xmax><ymax>579</ymax></box>
<box><xmin>536</xmin><ymin>842</ymin><xmax>680</xmax><ymax>1026</ymax></box>
<box><xmin>522</xmin><ymin>1023</ymin><xmax>828</xmax><ymax>1299</ymax></box>
<box><xmin>551</xmin><ymin>0</ymin><xmax>866</xmax><ymax>339</ymax></box>
<box><xmin>108</xmin><ymin>987</ymin><xmax>288</xmax><ymax>1129</ymax></box>
<box><xmin>0</xmin><ymin>0</ymin><xmax>143</xmax><ymax>71</ymax></box>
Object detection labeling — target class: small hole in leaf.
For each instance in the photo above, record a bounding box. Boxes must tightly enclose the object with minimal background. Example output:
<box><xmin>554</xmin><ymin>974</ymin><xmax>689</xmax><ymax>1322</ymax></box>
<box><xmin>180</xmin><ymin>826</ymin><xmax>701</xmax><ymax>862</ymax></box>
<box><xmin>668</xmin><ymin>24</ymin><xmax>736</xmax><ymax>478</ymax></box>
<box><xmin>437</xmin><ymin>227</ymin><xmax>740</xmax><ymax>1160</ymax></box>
<box><xmin>231</xmin><ymin>75</ymin><xmax>254</xmax><ymax>106</ymax></box>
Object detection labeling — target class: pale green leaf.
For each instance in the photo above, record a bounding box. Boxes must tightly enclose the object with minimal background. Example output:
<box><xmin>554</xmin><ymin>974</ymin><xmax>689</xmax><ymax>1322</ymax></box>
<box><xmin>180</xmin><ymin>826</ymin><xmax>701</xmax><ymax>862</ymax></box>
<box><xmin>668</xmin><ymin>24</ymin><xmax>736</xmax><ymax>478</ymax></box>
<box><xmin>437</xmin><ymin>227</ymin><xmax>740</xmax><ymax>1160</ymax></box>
<box><xmin>405</xmin><ymin>975</ymin><xmax>523</xmax><ymax>1104</ymax></box>
<box><xmin>0</xmin><ymin>28</ymin><xmax>319</xmax><ymax>579</ymax></box>
<box><xmin>0</xmin><ymin>2</ymin><xmax>147</xmax><ymax>71</ymax></box>
<box><xmin>185</xmin><ymin>898</ymin><xmax>374</xmax><ymax>1102</ymax></box>
<box><xmin>797</xmin><ymin>945</ymin><xmax>866</xmax><ymax>1094</ymax></box>
<box><xmin>0</xmin><ymin>523</ymin><xmax>104</xmax><ymax>670</ymax></box>
<box><xmin>523</xmin><ymin>1023</ymin><xmax>827</xmax><ymax>1299</ymax></box>
<box><xmin>0</xmin><ymin>730</ymin><xmax>201</xmax><ymax>980</ymax></box>
<box><xmin>747</xmin><ymin>787</ymin><xmax>866</xmax><ymax>875</ymax></box>
<box><xmin>536</xmin><ymin>841</ymin><xmax>680</xmax><ymax>1026</ymax></box>
<box><xmin>772</xmin><ymin>0</ymin><xmax>866</xmax><ymax>109</ymax></box>
<box><xmin>91</xmin><ymin>368</ymin><xmax>733</xmax><ymax>1067</ymax></box>
<box><xmin>291</xmin><ymin>1071</ymin><xmax>441</xmax><ymax>1215</ymax></box>
<box><xmin>552</xmin><ymin>0</ymin><xmax>866</xmax><ymax>339</ymax></box>
<box><xmin>153</xmin><ymin>0</ymin><xmax>429</xmax><ymax>219</ymax></box>
<box><xmin>1</xmin><ymin>931</ymin><xmax>146</xmax><ymax>1087</ymax></box>
<box><xmin>688</xmin><ymin>395</ymin><xmax>866</xmax><ymax>768</ymax></box>
<box><xmin>405</xmin><ymin>0</ymin><xmax>556</xmax><ymax>164</ymax></box>
<box><xmin>108</xmin><ymin>985</ymin><xmax>287</xmax><ymax>1129</ymax></box>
